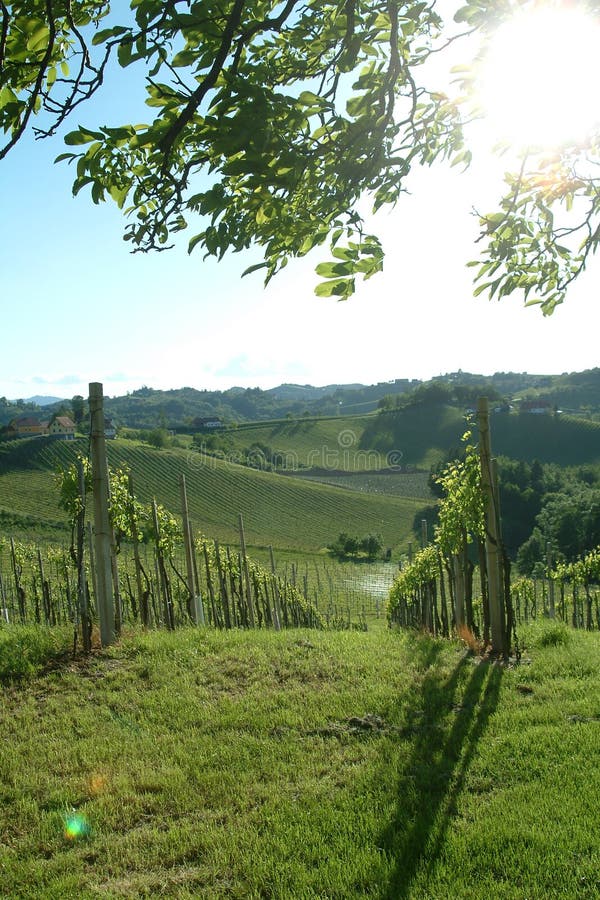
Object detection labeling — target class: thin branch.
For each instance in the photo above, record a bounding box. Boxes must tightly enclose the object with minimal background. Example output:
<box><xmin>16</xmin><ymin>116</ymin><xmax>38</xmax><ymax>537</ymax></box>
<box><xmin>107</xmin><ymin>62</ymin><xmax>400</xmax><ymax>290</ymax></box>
<box><xmin>158</xmin><ymin>0</ymin><xmax>247</xmax><ymax>170</ymax></box>
<box><xmin>0</xmin><ymin>0</ymin><xmax>57</xmax><ymax>160</ymax></box>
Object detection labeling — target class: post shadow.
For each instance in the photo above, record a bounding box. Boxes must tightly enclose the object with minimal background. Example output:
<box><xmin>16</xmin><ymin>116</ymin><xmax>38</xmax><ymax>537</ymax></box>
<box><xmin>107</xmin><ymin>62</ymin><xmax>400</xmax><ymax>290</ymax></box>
<box><xmin>378</xmin><ymin>649</ymin><xmax>503</xmax><ymax>899</ymax></box>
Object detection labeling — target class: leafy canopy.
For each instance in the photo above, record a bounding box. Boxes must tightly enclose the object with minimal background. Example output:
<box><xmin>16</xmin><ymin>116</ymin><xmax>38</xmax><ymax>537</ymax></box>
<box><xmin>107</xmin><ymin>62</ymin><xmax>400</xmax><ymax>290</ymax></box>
<box><xmin>2</xmin><ymin>0</ymin><xmax>598</xmax><ymax>310</ymax></box>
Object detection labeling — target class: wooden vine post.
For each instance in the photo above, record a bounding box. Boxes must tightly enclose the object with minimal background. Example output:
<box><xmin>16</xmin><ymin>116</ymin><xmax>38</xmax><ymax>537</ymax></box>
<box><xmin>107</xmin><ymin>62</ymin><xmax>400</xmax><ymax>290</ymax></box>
<box><xmin>76</xmin><ymin>458</ymin><xmax>91</xmax><ymax>653</ymax></box>
<box><xmin>89</xmin><ymin>382</ymin><xmax>115</xmax><ymax>646</ymax></box>
<box><xmin>180</xmin><ymin>474</ymin><xmax>204</xmax><ymax>625</ymax></box>
<box><xmin>128</xmin><ymin>473</ymin><xmax>148</xmax><ymax>627</ymax></box>
<box><xmin>477</xmin><ymin>397</ymin><xmax>508</xmax><ymax>657</ymax></box>
<box><xmin>546</xmin><ymin>541</ymin><xmax>555</xmax><ymax>619</ymax></box>
<box><xmin>239</xmin><ymin>514</ymin><xmax>256</xmax><ymax>627</ymax></box>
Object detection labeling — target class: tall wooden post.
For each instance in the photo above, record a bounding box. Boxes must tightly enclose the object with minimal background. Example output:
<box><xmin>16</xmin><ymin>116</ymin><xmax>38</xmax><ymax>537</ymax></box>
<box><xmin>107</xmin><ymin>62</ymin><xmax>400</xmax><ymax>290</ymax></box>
<box><xmin>453</xmin><ymin>551</ymin><xmax>466</xmax><ymax>630</ymax></box>
<box><xmin>180</xmin><ymin>474</ymin><xmax>204</xmax><ymax>624</ymax></box>
<box><xmin>127</xmin><ymin>473</ymin><xmax>147</xmax><ymax>627</ymax></box>
<box><xmin>546</xmin><ymin>541</ymin><xmax>555</xmax><ymax>619</ymax></box>
<box><xmin>76</xmin><ymin>459</ymin><xmax>91</xmax><ymax>652</ymax></box>
<box><xmin>239</xmin><ymin>514</ymin><xmax>255</xmax><ymax>627</ymax></box>
<box><xmin>89</xmin><ymin>382</ymin><xmax>115</xmax><ymax>646</ymax></box>
<box><xmin>477</xmin><ymin>397</ymin><xmax>507</xmax><ymax>657</ymax></box>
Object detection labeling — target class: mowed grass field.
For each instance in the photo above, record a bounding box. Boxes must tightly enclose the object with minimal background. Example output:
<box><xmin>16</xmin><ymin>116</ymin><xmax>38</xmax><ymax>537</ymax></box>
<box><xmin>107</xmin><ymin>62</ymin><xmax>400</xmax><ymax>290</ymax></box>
<box><xmin>0</xmin><ymin>438</ymin><xmax>426</xmax><ymax>553</ymax></box>
<box><xmin>0</xmin><ymin>622</ymin><xmax>599</xmax><ymax>898</ymax></box>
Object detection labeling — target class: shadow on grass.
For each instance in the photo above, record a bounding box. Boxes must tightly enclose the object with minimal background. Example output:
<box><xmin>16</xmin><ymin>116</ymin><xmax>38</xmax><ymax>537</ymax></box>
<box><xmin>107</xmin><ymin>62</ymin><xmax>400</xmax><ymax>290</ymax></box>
<box><xmin>379</xmin><ymin>643</ymin><xmax>503</xmax><ymax>899</ymax></box>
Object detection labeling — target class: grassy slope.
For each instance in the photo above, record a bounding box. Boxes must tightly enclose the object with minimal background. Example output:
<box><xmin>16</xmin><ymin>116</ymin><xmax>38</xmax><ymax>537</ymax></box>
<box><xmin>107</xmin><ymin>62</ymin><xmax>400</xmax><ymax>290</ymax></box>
<box><xmin>364</xmin><ymin>405</ymin><xmax>600</xmax><ymax>467</ymax></box>
<box><xmin>222</xmin><ymin>405</ymin><xmax>600</xmax><ymax>471</ymax></box>
<box><xmin>0</xmin><ymin>622</ymin><xmax>598</xmax><ymax>898</ymax></box>
<box><xmin>0</xmin><ymin>438</ymin><xmax>424</xmax><ymax>552</ymax></box>
<box><xmin>216</xmin><ymin>415</ymin><xmax>377</xmax><ymax>470</ymax></box>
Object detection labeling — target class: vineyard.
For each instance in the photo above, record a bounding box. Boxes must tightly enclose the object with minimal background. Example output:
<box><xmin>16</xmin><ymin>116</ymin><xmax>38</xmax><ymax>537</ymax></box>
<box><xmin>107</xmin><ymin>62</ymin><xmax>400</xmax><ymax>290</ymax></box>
<box><xmin>386</xmin><ymin>407</ymin><xmax>600</xmax><ymax>653</ymax></box>
<box><xmin>2</xmin><ymin>398</ymin><xmax>600</xmax><ymax>655</ymax></box>
<box><xmin>0</xmin><ymin>437</ymin><xmax>423</xmax><ymax>552</ymax></box>
<box><xmin>0</xmin><ymin>533</ymin><xmax>396</xmax><ymax>640</ymax></box>
<box><xmin>188</xmin><ymin>403</ymin><xmax>600</xmax><ymax>472</ymax></box>
<box><xmin>387</xmin><ymin>556</ymin><xmax>600</xmax><ymax>638</ymax></box>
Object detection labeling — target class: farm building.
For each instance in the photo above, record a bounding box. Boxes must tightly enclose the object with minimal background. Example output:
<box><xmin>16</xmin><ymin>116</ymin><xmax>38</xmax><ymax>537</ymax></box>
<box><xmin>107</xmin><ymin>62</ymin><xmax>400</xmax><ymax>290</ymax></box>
<box><xmin>193</xmin><ymin>416</ymin><xmax>224</xmax><ymax>430</ymax></box>
<box><xmin>6</xmin><ymin>416</ymin><xmax>47</xmax><ymax>437</ymax></box>
<box><xmin>47</xmin><ymin>416</ymin><xmax>76</xmax><ymax>439</ymax></box>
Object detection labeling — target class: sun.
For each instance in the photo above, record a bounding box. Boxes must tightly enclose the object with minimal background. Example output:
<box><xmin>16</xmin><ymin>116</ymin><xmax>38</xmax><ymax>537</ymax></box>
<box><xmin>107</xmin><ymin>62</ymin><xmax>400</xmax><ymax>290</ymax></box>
<box><xmin>477</xmin><ymin>3</ymin><xmax>600</xmax><ymax>149</ymax></box>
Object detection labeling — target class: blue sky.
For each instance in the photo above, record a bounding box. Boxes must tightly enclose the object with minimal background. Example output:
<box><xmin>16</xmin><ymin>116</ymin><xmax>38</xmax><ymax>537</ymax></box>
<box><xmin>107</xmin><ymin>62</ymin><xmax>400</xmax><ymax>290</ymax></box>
<box><xmin>1</xmin><ymin>34</ymin><xmax>598</xmax><ymax>401</ymax></box>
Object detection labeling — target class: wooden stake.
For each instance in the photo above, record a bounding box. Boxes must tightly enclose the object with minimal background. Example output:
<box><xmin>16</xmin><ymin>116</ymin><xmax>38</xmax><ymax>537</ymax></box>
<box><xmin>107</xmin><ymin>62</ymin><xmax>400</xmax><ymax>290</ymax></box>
<box><xmin>180</xmin><ymin>474</ymin><xmax>203</xmax><ymax>624</ymax></box>
<box><xmin>127</xmin><ymin>474</ymin><xmax>147</xmax><ymax>627</ymax></box>
<box><xmin>477</xmin><ymin>397</ymin><xmax>507</xmax><ymax>657</ymax></box>
<box><xmin>546</xmin><ymin>541</ymin><xmax>555</xmax><ymax>620</ymax></box>
<box><xmin>238</xmin><ymin>514</ymin><xmax>255</xmax><ymax>627</ymax></box>
<box><xmin>76</xmin><ymin>459</ymin><xmax>91</xmax><ymax>652</ymax></box>
<box><xmin>87</xmin><ymin>521</ymin><xmax>97</xmax><ymax>611</ymax></box>
<box><xmin>268</xmin><ymin>545</ymin><xmax>282</xmax><ymax>631</ymax></box>
<box><xmin>152</xmin><ymin>499</ymin><xmax>174</xmax><ymax>629</ymax></box>
<box><xmin>89</xmin><ymin>382</ymin><xmax>115</xmax><ymax>646</ymax></box>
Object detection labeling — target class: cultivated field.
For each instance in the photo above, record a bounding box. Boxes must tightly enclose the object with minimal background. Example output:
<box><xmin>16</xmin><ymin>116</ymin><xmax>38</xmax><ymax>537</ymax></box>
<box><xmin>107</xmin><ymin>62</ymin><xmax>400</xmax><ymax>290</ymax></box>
<box><xmin>0</xmin><ymin>438</ymin><xmax>426</xmax><ymax>553</ymax></box>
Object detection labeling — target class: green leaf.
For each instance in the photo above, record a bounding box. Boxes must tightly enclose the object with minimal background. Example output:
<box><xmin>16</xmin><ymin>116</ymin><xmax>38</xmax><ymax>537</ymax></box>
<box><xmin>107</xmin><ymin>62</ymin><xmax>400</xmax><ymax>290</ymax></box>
<box><xmin>92</xmin><ymin>26</ymin><xmax>130</xmax><ymax>46</ymax></box>
<box><xmin>109</xmin><ymin>184</ymin><xmax>130</xmax><ymax>208</ymax></box>
<box><xmin>64</xmin><ymin>128</ymin><xmax>105</xmax><ymax>145</ymax></box>
<box><xmin>188</xmin><ymin>232</ymin><xmax>205</xmax><ymax>255</ymax></box>
<box><xmin>242</xmin><ymin>262</ymin><xmax>269</xmax><ymax>278</ymax></box>
<box><xmin>314</xmin><ymin>277</ymin><xmax>354</xmax><ymax>298</ymax></box>
<box><xmin>118</xmin><ymin>41</ymin><xmax>133</xmax><ymax>67</ymax></box>
<box><xmin>315</xmin><ymin>261</ymin><xmax>353</xmax><ymax>278</ymax></box>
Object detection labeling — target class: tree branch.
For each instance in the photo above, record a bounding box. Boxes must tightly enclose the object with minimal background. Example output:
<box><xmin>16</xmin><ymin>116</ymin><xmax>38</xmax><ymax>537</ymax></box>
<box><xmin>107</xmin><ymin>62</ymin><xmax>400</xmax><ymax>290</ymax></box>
<box><xmin>0</xmin><ymin>0</ymin><xmax>56</xmax><ymax>160</ymax></box>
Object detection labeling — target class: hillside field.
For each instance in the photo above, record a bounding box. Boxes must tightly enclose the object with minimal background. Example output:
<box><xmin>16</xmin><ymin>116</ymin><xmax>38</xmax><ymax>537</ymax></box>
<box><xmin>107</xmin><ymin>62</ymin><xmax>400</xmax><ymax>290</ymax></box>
<box><xmin>211</xmin><ymin>405</ymin><xmax>600</xmax><ymax>473</ymax></box>
<box><xmin>0</xmin><ymin>438</ymin><xmax>426</xmax><ymax>553</ymax></box>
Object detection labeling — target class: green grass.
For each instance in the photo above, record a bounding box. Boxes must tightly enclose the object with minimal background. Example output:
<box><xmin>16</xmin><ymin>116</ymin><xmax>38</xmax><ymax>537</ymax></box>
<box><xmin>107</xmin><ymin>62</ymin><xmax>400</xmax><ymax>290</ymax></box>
<box><xmin>0</xmin><ymin>438</ymin><xmax>425</xmax><ymax>553</ymax></box>
<box><xmin>217</xmin><ymin>414</ymin><xmax>379</xmax><ymax>471</ymax></box>
<box><xmin>0</xmin><ymin>623</ymin><xmax>599</xmax><ymax>898</ymax></box>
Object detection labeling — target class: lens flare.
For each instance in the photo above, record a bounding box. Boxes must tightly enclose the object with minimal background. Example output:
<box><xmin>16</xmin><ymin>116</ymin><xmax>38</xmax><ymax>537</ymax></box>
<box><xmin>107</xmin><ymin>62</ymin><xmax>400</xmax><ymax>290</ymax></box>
<box><xmin>63</xmin><ymin>812</ymin><xmax>90</xmax><ymax>841</ymax></box>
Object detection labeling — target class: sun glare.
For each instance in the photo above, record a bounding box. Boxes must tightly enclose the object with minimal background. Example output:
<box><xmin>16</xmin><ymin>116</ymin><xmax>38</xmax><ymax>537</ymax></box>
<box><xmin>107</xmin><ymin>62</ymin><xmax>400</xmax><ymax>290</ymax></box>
<box><xmin>478</xmin><ymin>4</ymin><xmax>600</xmax><ymax>149</ymax></box>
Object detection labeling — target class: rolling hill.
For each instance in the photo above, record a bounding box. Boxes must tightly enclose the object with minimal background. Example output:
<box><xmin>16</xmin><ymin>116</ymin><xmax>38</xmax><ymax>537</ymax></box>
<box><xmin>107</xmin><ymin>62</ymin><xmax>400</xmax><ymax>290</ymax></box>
<box><xmin>0</xmin><ymin>438</ymin><xmax>425</xmax><ymax>553</ymax></box>
<box><xmin>217</xmin><ymin>404</ymin><xmax>600</xmax><ymax>471</ymax></box>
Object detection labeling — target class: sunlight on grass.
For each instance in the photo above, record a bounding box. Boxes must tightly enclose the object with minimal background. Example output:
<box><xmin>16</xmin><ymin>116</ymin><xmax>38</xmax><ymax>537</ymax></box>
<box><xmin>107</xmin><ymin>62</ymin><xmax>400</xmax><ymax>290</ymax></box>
<box><xmin>0</xmin><ymin>625</ymin><xmax>599</xmax><ymax>897</ymax></box>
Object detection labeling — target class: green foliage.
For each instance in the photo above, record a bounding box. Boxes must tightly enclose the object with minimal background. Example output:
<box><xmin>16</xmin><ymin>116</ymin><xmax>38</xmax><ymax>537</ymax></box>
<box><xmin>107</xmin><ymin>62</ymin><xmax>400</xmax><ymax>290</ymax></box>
<box><xmin>552</xmin><ymin>546</ymin><xmax>600</xmax><ymax>587</ymax></box>
<box><xmin>517</xmin><ymin>483</ymin><xmax>600</xmax><ymax>572</ymax></box>
<box><xmin>54</xmin><ymin>455</ymin><xmax>91</xmax><ymax>525</ymax></box>
<box><xmin>9</xmin><ymin>0</ymin><xmax>598</xmax><ymax>307</ymax></box>
<box><xmin>328</xmin><ymin>531</ymin><xmax>384</xmax><ymax>561</ymax></box>
<box><xmin>433</xmin><ymin>432</ymin><xmax>484</xmax><ymax>557</ymax></box>
<box><xmin>387</xmin><ymin>544</ymin><xmax>439</xmax><ymax>622</ymax></box>
<box><xmin>6</xmin><ymin>0</ymin><xmax>454</xmax><ymax>299</ymax></box>
<box><xmin>144</xmin><ymin>427</ymin><xmax>171</xmax><ymax>449</ymax></box>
